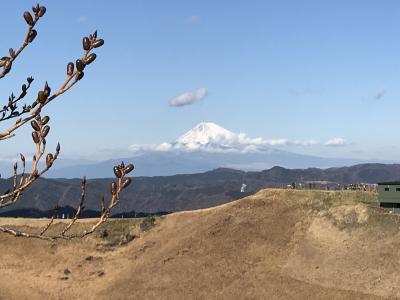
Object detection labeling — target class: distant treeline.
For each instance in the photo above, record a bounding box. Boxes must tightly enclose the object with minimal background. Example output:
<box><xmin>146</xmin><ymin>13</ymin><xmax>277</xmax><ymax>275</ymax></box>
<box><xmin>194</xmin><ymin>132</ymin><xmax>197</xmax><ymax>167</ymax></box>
<box><xmin>1</xmin><ymin>164</ymin><xmax>397</xmax><ymax>215</ymax></box>
<box><xmin>0</xmin><ymin>206</ymin><xmax>170</xmax><ymax>219</ymax></box>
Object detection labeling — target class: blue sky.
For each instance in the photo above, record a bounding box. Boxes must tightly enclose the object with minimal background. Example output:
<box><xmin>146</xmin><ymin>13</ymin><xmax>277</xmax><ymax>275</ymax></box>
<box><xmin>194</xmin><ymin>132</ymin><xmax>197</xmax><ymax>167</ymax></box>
<box><xmin>1</xmin><ymin>0</ymin><xmax>400</xmax><ymax>161</ymax></box>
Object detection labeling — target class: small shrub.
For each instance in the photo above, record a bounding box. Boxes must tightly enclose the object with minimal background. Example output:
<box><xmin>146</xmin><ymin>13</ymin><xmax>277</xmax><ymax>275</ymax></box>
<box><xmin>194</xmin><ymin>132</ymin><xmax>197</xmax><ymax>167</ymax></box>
<box><xmin>139</xmin><ymin>216</ymin><xmax>156</xmax><ymax>232</ymax></box>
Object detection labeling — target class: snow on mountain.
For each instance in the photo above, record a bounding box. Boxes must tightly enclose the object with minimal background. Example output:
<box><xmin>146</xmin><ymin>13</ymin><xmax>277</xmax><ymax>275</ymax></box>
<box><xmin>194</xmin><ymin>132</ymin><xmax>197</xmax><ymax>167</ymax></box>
<box><xmin>129</xmin><ymin>122</ymin><xmax>269</xmax><ymax>153</ymax></box>
<box><xmin>177</xmin><ymin>122</ymin><xmax>237</xmax><ymax>146</ymax></box>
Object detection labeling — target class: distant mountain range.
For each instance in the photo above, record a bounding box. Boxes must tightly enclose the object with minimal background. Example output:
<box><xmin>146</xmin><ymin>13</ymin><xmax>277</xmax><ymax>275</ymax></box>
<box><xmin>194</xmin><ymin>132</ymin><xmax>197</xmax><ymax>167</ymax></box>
<box><xmin>1</xmin><ymin>122</ymin><xmax>393</xmax><ymax>179</ymax></box>
<box><xmin>41</xmin><ymin>122</ymin><xmax>383</xmax><ymax>178</ymax></box>
<box><xmin>1</xmin><ymin>163</ymin><xmax>400</xmax><ymax>217</ymax></box>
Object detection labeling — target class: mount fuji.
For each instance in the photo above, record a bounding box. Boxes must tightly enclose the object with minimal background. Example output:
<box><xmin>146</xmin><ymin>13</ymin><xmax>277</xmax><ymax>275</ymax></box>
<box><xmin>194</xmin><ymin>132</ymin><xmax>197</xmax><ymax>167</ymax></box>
<box><xmin>44</xmin><ymin>122</ymin><xmax>365</xmax><ymax>178</ymax></box>
<box><xmin>176</xmin><ymin>122</ymin><xmax>241</xmax><ymax>151</ymax></box>
<box><xmin>129</xmin><ymin>122</ymin><xmax>273</xmax><ymax>154</ymax></box>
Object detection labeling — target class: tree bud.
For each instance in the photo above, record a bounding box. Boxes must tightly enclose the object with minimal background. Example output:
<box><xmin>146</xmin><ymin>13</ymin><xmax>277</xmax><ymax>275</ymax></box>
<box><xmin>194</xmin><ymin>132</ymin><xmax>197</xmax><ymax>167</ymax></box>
<box><xmin>76</xmin><ymin>71</ymin><xmax>84</xmax><ymax>81</ymax></box>
<box><xmin>38</xmin><ymin>6</ymin><xmax>46</xmax><ymax>17</ymax></box>
<box><xmin>82</xmin><ymin>37</ymin><xmax>91</xmax><ymax>50</ymax></box>
<box><xmin>32</xmin><ymin>131</ymin><xmax>40</xmax><ymax>144</ymax></box>
<box><xmin>67</xmin><ymin>62</ymin><xmax>74</xmax><ymax>76</ymax></box>
<box><xmin>113</xmin><ymin>166</ymin><xmax>122</xmax><ymax>178</ymax></box>
<box><xmin>124</xmin><ymin>164</ymin><xmax>134</xmax><ymax>174</ymax></box>
<box><xmin>37</xmin><ymin>91</ymin><xmax>46</xmax><ymax>104</ymax></box>
<box><xmin>28</xmin><ymin>30</ymin><xmax>37</xmax><ymax>43</ymax></box>
<box><xmin>23</xmin><ymin>11</ymin><xmax>34</xmax><ymax>26</ymax></box>
<box><xmin>46</xmin><ymin>153</ymin><xmax>53</xmax><ymax>168</ymax></box>
<box><xmin>76</xmin><ymin>59</ymin><xmax>85</xmax><ymax>72</ymax></box>
<box><xmin>41</xmin><ymin>125</ymin><xmax>50</xmax><ymax>138</ymax></box>
<box><xmin>44</xmin><ymin>81</ymin><xmax>51</xmax><ymax>96</ymax></box>
<box><xmin>85</xmin><ymin>53</ymin><xmax>96</xmax><ymax>65</ymax></box>
<box><xmin>122</xmin><ymin>178</ymin><xmax>132</xmax><ymax>189</ymax></box>
<box><xmin>30</xmin><ymin>120</ymin><xmax>40</xmax><ymax>131</ymax></box>
<box><xmin>9</xmin><ymin>48</ymin><xmax>15</xmax><ymax>58</ymax></box>
<box><xmin>41</xmin><ymin>116</ymin><xmax>50</xmax><ymax>125</ymax></box>
<box><xmin>92</xmin><ymin>39</ymin><xmax>104</xmax><ymax>48</ymax></box>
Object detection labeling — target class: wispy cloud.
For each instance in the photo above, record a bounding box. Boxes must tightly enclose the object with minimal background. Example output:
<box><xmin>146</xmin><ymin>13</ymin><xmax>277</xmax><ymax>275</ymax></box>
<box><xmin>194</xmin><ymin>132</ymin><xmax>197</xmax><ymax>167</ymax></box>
<box><xmin>264</xmin><ymin>139</ymin><xmax>319</xmax><ymax>146</ymax></box>
<box><xmin>186</xmin><ymin>16</ymin><xmax>201</xmax><ymax>24</ymax></box>
<box><xmin>289</xmin><ymin>88</ymin><xmax>322</xmax><ymax>97</ymax></box>
<box><xmin>325</xmin><ymin>137</ymin><xmax>347</xmax><ymax>147</ymax></box>
<box><xmin>372</xmin><ymin>89</ymin><xmax>386</xmax><ymax>100</ymax></box>
<box><xmin>298</xmin><ymin>140</ymin><xmax>319</xmax><ymax>146</ymax></box>
<box><xmin>265</xmin><ymin>139</ymin><xmax>315</xmax><ymax>146</ymax></box>
<box><xmin>169</xmin><ymin>87</ymin><xmax>208</xmax><ymax>107</ymax></box>
<box><xmin>129</xmin><ymin>136</ymin><xmax>343</xmax><ymax>154</ymax></box>
<box><xmin>78</xmin><ymin>16</ymin><xmax>87</xmax><ymax>24</ymax></box>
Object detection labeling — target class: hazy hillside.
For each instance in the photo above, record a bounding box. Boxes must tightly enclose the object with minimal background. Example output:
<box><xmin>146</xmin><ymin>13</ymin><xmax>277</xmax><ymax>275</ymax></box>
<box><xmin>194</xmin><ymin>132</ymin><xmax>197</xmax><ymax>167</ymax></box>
<box><xmin>1</xmin><ymin>189</ymin><xmax>399</xmax><ymax>299</ymax></box>
<box><xmin>46</xmin><ymin>150</ymin><xmax>362</xmax><ymax>178</ymax></box>
<box><xmin>2</xmin><ymin>163</ymin><xmax>400</xmax><ymax>216</ymax></box>
<box><xmin>257</xmin><ymin>163</ymin><xmax>400</xmax><ymax>184</ymax></box>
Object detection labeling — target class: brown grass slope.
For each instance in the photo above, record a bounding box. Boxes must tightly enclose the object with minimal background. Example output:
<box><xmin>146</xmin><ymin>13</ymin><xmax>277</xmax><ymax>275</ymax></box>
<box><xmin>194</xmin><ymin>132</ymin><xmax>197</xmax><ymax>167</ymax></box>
<box><xmin>0</xmin><ymin>189</ymin><xmax>398</xmax><ymax>299</ymax></box>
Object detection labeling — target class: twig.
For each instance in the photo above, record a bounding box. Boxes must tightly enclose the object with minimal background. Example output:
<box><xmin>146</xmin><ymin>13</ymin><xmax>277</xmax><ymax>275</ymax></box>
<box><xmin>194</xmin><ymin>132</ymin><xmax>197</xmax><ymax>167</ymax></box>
<box><xmin>40</xmin><ymin>206</ymin><xmax>58</xmax><ymax>236</ymax></box>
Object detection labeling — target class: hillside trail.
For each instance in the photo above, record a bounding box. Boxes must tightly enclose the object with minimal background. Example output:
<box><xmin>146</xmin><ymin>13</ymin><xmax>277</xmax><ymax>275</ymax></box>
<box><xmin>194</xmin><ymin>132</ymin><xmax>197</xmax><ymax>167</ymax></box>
<box><xmin>0</xmin><ymin>189</ymin><xmax>396</xmax><ymax>299</ymax></box>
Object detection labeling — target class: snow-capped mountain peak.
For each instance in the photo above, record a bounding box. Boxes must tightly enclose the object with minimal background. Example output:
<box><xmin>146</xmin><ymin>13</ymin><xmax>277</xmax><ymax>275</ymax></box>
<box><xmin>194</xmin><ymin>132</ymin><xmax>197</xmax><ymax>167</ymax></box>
<box><xmin>177</xmin><ymin>122</ymin><xmax>236</xmax><ymax>146</ymax></box>
<box><xmin>129</xmin><ymin>122</ymin><xmax>269</xmax><ymax>153</ymax></box>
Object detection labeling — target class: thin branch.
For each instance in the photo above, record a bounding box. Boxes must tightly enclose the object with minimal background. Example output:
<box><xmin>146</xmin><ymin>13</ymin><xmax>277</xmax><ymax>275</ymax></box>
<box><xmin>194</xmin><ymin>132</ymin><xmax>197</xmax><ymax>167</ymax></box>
<box><xmin>0</xmin><ymin>48</ymin><xmax>91</xmax><ymax>140</ymax></box>
<box><xmin>0</xmin><ymin>5</ymin><xmax>46</xmax><ymax>80</ymax></box>
<box><xmin>40</xmin><ymin>205</ymin><xmax>57</xmax><ymax>236</ymax></box>
<box><xmin>0</xmin><ymin>114</ymin><xmax>60</xmax><ymax>208</ymax></box>
<box><xmin>0</xmin><ymin>225</ymin><xmax>56</xmax><ymax>241</ymax></box>
<box><xmin>61</xmin><ymin>177</ymin><xmax>86</xmax><ymax>235</ymax></box>
<box><xmin>0</xmin><ymin>162</ymin><xmax>134</xmax><ymax>241</ymax></box>
<box><xmin>0</xmin><ymin>4</ymin><xmax>117</xmax><ymax>242</ymax></box>
<box><xmin>0</xmin><ymin>77</ymin><xmax>34</xmax><ymax>122</ymax></box>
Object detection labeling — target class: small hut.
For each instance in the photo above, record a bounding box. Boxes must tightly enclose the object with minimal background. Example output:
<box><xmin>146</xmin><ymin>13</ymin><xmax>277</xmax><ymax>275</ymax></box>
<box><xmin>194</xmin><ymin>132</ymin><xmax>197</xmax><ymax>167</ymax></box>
<box><xmin>377</xmin><ymin>181</ymin><xmax>400</xmax><ymax>212</ymax></box>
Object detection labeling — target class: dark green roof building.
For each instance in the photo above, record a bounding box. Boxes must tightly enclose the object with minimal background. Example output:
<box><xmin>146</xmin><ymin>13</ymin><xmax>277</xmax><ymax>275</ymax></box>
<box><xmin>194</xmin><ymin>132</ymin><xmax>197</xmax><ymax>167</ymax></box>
<box><xmin>377</xmin><ymin>181</ymin><xmax>400</xmax><ymax>212</ymax></box>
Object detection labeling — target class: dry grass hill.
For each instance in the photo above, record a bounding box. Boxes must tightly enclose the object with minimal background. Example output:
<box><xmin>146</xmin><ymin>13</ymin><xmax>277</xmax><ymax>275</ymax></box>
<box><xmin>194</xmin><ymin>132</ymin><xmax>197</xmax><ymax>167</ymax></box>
<box><xmin>0</xmin><ymin>189</ymin><xmax>399</xmax><ymax>299</ymax></box>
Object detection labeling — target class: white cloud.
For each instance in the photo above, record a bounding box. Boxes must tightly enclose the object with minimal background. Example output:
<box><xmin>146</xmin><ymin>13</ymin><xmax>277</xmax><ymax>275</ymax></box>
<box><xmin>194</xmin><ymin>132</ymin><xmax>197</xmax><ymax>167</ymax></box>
<box><xmin>129</xmin><ymin>137</ymin><xmax>349</xmax><ymax>153</ymax></box>
<box><xmin>129</xmin><ymin>133</ymin><xmax>322</xmax><ymax>155</ymax></box>
<box><xmin>297</xmin><ymin>140</ymin><xmax>319</xmax><ymax>146</ymax></box>
<box><xmin>169</xmin><ymin>87</ymin><xmax>208</xmax><ymax>107</ymax></box>
<box><xmin>264</xmin><ymin>139</ymin><xmax>290</xmax><ymax>146</ymax></box>
<box><xmin>325</xmin><ymin>137</ymin><xmax>347</xmax><ymax>147</ymax></box>
<box><xmin>128</xmin><ymin>122</ymin><xmax>351</xmax><ymax>154</ymax></box>
<box><xmin>129</xmin><ymin>143</ymin><xmax>173</xmax><ymax>153</ymax></box>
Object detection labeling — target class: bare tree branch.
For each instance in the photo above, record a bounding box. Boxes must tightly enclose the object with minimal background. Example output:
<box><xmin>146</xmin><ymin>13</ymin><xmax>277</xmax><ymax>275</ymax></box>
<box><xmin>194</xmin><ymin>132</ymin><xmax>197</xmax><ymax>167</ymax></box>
<box><xmin>0</xmin><ymin>4</ymin><xmax>132</xmax><ymax>242</ymax></box>
<box><xmin>0</xmin><ymin>77</ymin><xmax>34</xmax><ymax>122</ymax></box>
<box><xmin>61</xmin><ymin>177</ymin><xmax>86</xmax><ymax>236</ymax></box>
<box><xmin>40</xmin><ymin>205</ymin><xmax>58</xmax><ymax>236</ymax></box>
<box><xmin>0</xmin><ymin>36</ymin><xmax>102</xmax><ymax>141</ymax></box>
<box><xmin>0</xmin><ymin>114</ymin><xmax>60</xmax><ymax>208</ymax></box>
<box><xmin>0</xmin><ymin>162</ymin><xmax>133</xmax><ymax>241</ymax></box>
<box><xmin>0</xmin><ymin>5</ymin><xmax>46</xmax><ymax>79</ymax></box>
